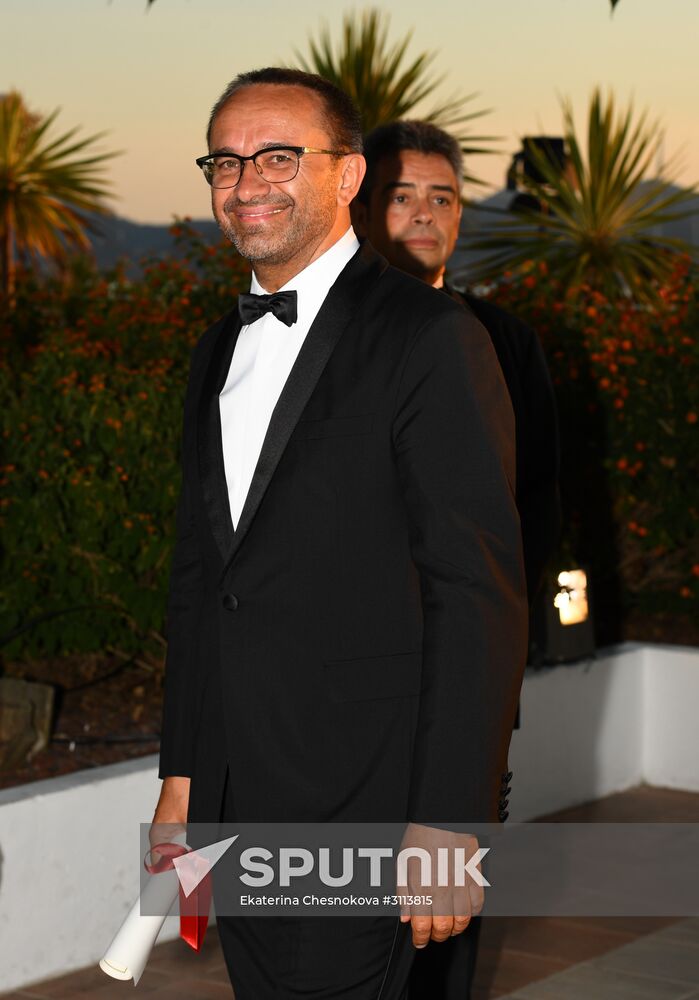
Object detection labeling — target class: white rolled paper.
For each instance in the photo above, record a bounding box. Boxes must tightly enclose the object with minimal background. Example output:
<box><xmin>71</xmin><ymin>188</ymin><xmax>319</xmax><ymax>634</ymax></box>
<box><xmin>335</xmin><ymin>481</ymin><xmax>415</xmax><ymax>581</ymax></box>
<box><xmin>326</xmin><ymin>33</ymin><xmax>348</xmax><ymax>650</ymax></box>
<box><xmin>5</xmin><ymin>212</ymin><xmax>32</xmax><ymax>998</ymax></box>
<box><xmin>99</xmin><ymin>845</ymin><xmax>184</xmax><ymax>985</ymax></box>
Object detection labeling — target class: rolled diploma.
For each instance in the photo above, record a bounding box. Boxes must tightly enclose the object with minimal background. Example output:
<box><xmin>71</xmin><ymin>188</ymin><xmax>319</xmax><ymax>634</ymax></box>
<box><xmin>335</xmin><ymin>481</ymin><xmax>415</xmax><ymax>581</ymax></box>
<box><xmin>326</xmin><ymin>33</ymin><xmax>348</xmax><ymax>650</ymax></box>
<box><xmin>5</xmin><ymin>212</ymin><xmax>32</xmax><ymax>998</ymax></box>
<box><xmin>99</xmin><ymin>856</ymin><xmax>182</xmax><ymax>985</ymax></box>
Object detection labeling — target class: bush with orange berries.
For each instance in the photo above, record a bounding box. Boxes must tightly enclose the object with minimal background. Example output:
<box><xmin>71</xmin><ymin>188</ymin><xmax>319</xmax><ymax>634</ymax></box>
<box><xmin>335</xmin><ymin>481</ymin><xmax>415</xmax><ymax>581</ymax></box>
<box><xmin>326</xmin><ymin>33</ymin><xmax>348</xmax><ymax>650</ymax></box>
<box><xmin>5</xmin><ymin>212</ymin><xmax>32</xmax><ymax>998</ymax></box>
<box><xmin>0</xmin><ymin>224</ymin><xmax>250</xmax><ymax>662</ymax></box>
<box><xmin>485</xmin><ymin>257</ymin><xmax>697</xmax><ymax>638</ymax></box>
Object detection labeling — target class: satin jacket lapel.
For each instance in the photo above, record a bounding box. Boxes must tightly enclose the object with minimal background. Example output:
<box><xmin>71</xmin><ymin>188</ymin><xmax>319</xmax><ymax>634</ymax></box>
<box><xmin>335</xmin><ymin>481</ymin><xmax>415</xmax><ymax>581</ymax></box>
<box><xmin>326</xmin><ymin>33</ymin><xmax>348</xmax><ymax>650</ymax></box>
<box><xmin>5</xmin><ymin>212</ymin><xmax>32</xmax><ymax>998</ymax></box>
<box><xmin>220</xmin><ymin>242</ymin><xmax>388</xmax><ymax>584</ymax></box>
<box><xmin>197</xmin><ymin>309</ymin><xmax>242</xmax><ymax>566</ymax></box>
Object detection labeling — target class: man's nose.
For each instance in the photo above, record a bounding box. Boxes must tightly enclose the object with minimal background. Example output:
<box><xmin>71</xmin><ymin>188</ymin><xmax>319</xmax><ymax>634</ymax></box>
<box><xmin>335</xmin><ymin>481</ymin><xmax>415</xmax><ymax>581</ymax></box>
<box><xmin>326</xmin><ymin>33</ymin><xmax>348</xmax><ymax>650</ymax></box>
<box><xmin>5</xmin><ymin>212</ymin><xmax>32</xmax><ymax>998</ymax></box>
<box><xmin>412</xmin><ymin>199</ymin><xmax>434</xmax><ymax>224</ymax></box>
<box><xmin>235</xmin><ymin>159</ymin><xmax>271</xmax><ymax>200</ymax></box>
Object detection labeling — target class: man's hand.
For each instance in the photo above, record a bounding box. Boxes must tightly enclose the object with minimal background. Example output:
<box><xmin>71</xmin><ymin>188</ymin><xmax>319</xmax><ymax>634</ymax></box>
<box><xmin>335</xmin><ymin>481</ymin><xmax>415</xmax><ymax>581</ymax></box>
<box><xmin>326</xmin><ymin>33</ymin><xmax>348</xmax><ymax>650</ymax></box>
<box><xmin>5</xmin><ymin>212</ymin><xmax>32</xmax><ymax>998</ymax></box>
<box><xmin>398</xmin><ymin>823</ymin><xmax>485</xmax><ymax>949</ymax></box>
<box><xmin>150</xmin><ymin>776</ymin><xmax>190</xmax><ymax>860</ymax></box>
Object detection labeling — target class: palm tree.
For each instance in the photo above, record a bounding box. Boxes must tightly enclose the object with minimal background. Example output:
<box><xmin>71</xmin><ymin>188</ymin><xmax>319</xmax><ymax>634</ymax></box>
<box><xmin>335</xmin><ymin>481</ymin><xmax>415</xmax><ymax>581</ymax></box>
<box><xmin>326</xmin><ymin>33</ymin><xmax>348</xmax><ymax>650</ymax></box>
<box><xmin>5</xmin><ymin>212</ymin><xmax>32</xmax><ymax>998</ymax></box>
<box><xmin>461</xmin><ymin>89</ymin><xmax>697</xmax><ymax>301</ymax></box>
<box><xmin>295</xmin><ymin>8</ymin><xmax>496</xmax><ymax>185</ymax></box>
<box><xmin>0</xmin><ymin>91</ymin><xmax>117</xmax><ymax>304</ymax></box>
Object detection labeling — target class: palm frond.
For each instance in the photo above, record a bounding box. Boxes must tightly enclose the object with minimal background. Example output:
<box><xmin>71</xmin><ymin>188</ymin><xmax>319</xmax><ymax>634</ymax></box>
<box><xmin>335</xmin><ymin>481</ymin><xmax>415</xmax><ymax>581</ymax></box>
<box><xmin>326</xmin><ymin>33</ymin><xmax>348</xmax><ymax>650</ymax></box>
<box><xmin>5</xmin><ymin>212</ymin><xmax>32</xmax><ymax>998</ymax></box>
<box><xmin>294</xmin><ymin>8</ymin><xmax>497</xmax><ymax>185</ymax></box>
<box><xmin>459</xmin><ymin>88</ymin><xmax>697</xmax><ymax>302</ymax></box>
<box><xmin>0</xmin><ymin>91</ymin><xmax>119</xmax><ymax>301</ymax></box>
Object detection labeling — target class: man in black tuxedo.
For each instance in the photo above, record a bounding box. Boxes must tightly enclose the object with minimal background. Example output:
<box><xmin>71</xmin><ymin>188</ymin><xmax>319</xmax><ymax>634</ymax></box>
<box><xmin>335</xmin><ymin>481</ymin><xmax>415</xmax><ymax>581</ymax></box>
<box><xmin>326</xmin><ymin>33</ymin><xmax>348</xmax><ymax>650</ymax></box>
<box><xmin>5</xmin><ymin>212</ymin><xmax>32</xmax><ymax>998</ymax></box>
<box><xmin>353</xmin><ymin>120</ymin><xmax>561</xmax><ymax>997</ymax></box>
<box><xmin>153</xmin><ymin>70</ymin><xmax>527</xmax><ymax>999</ymax></box>
<box><xmin>354</xmin><ymin>120</ymin><xmax>561</xmax><ymax>605</ymax></box>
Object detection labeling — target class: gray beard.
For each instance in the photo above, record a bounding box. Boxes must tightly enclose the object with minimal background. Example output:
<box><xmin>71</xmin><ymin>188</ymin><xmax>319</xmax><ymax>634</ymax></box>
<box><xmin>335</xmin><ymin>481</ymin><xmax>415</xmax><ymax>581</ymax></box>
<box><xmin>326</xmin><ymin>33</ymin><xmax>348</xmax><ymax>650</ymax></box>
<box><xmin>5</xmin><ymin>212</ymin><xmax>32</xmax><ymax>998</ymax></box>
<box><xmin>215</xmin><ymin>178</ymin><xmax>338</xmax><ymax>266</ymax></box>
<box><xmin>217</xmin><ymin>215</ymin><xmax>297</xmax><ymax>264</ymax></box>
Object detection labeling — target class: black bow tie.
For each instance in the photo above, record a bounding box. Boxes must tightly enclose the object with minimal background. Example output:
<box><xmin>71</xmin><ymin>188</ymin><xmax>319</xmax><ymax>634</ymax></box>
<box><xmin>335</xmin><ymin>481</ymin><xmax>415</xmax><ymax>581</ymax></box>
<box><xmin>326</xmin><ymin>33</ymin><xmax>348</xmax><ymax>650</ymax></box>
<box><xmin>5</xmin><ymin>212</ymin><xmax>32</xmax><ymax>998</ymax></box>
<box><xmin>238</xmin><ymin>290</ymin><xmax>298</xmax><ymax>327</ymax></box>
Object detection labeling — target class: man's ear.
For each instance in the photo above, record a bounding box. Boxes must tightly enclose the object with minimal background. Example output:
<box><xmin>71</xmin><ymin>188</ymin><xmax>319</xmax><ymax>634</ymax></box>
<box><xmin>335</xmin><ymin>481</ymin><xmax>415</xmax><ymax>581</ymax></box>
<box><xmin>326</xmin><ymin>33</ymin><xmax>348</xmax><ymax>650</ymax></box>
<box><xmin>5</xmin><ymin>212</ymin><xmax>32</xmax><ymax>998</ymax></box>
<box><xmin>351</xmin><ymin>197</ymin><xmax>369</xmax><ymax>238</ymax></box>
<box><xmin>337</xmin><ymin>153</ymin><xmax>366</xmax><ymax>208</ymax></box>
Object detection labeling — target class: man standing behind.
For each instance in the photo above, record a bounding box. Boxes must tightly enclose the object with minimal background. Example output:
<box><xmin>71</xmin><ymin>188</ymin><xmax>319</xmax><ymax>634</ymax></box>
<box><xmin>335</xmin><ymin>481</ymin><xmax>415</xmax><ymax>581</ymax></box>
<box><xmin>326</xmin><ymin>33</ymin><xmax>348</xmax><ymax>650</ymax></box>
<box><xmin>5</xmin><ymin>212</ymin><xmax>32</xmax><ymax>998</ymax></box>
<box><xmin>153</xmin><ymin>71</ymin><xmax>528</xmax><ymax>999</ymax></box>
<box><xmin>354</xmin><ymin>119</ymin><xmax>561</xmax><ymax>997</ymax></box>
<box><xmin>354</xmin><ymin>120</ymin><xmax>561</xmax><ymax>605</ymax></box>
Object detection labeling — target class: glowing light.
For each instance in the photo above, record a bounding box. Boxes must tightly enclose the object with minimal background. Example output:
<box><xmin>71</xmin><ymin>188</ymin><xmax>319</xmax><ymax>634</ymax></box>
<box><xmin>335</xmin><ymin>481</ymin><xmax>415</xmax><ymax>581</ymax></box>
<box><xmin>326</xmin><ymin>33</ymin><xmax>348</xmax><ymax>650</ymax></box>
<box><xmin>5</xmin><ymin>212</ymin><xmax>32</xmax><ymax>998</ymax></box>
<box><xmin>554</xmin><ymin>569</ymin><xmax>589</xmax><ymax>625</ymax></box>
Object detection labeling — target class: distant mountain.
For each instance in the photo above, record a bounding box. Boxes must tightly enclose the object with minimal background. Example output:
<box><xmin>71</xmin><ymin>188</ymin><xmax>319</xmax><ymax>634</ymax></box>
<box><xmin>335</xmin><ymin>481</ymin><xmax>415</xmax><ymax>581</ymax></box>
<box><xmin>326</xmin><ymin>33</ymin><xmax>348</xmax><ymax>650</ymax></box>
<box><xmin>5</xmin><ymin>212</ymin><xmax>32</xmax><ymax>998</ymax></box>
<box><xmin>87</xmin><ymin>186</ymin><xmax>697</xmax><ymax>280</ymax></box>
<box><xmin>87</xmin><ymin>214</ymin><xmax>221</xmax><ymax>272</ymax></box>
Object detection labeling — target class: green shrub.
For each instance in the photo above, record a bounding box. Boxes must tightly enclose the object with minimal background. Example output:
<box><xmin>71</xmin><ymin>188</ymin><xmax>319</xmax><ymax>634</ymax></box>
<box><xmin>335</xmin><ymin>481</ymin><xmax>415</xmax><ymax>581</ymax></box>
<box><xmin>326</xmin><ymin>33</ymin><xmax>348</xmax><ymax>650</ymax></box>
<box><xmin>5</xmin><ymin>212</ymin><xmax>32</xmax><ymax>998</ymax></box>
<box><xmin>1</xmin><ymin>231</ymin><xmax>696</xmax><ymax>664</ymax></box>
<box><xmin>483</xmin><ymin>257</ymin><xmax>698</xmax><ymax>637</ymax></box>
<box><xmin>0</xmin><ymin>224</ymin><xmax>250</xmax><ymax>664</ymax></box>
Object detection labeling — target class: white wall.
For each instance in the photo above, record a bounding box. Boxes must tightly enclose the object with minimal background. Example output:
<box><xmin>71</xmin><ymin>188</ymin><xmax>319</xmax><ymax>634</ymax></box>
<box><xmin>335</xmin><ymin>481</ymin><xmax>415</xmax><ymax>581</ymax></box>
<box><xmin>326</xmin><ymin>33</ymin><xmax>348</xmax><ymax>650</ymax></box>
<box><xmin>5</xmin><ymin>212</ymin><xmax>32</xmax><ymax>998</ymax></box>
<box><xmin>0</xmin><ymin>642</ymin><xmax>697</xmax><ymax>991</ymax></box>
<box><xmin>642</xmin><ymin>644</ymin><xmax>699</xmax><ymax>791</ymax></box>
<box><xmin>0</xmin><ymin>755</ymin><xmax>178</xmax><ymax>992</ymax></box>
<box><xmin>508</xmin><ymin>644</ymin><xmax>643</xmax><ymax>820</ymax></box>
<box><xmin>508</xmin><ymin>642</ymin><xmax>699</xmax><ymax>821</ymax></box>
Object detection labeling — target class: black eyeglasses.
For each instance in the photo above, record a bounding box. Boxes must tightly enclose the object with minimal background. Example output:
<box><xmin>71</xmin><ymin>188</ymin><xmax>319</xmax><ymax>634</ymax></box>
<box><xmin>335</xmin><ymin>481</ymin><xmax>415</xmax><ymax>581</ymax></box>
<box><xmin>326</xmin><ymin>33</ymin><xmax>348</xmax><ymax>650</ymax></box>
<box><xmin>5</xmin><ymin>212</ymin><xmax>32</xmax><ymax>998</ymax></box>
<box><xmin>195</xmin><ymin>145</ymin><xmax>349</xmax><ymax>189</ymax></box>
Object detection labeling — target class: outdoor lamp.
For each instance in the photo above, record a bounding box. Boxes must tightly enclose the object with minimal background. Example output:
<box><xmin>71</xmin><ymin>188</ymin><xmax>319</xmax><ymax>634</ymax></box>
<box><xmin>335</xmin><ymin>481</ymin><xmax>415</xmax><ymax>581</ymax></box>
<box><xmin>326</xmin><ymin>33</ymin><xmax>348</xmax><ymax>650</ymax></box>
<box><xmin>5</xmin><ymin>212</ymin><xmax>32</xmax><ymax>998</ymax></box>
<box><xmin>554</xmin><ymin>569</ymin><xmax>589</xmax><ymax>625</ymax></box>
<box><xmin>529</xmin><ymin>566</ymin><xmax>596</xmax><ymax>666</ymax></box>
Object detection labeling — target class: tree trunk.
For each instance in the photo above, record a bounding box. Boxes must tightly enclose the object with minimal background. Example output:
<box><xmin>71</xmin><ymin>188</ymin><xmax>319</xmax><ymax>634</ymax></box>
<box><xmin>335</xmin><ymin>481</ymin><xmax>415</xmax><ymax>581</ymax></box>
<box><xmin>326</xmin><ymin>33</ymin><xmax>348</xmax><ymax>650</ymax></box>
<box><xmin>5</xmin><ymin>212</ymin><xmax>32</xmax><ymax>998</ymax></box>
<box><xmin>1</xmin><ymin>202</ymin><xmax>16</xmax><ymax>309</ymax></box>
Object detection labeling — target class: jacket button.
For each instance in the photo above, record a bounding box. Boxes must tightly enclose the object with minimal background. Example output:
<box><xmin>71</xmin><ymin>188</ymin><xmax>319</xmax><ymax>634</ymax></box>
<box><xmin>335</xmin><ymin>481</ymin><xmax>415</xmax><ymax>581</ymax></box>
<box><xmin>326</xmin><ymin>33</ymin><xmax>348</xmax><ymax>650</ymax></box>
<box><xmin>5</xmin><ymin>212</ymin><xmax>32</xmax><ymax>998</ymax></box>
<box><xmin>222</xmin><ymin>593</ymin><xmax>239</xmax><ymax>611</ymax></box>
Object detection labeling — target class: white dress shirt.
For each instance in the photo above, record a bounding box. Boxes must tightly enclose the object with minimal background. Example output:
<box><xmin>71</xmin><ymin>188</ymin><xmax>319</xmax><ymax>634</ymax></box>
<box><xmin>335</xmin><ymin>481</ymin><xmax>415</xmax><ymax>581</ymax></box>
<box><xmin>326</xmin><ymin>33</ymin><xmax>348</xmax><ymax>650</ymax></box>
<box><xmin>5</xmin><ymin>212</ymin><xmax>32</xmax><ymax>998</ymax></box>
<box><xmin>219</xmin><ymin>226</ymin><xmax>360</xmax><ymax>529</ymax></box>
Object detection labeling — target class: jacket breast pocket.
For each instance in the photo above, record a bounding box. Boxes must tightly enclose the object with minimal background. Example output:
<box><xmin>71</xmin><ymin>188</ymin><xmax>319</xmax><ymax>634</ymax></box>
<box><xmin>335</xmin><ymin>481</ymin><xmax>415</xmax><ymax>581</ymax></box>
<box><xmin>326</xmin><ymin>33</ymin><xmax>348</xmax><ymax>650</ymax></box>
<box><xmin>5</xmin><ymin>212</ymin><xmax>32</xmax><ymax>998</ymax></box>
<box><xmin>293</xmin><ymin>413</ymin><xmax>374</xmax><ymax>440</ymax></box>
<box><xmin>324</xmin><ymin>651</ymin><xmax>422</xmax><ymax>703</ymax></box>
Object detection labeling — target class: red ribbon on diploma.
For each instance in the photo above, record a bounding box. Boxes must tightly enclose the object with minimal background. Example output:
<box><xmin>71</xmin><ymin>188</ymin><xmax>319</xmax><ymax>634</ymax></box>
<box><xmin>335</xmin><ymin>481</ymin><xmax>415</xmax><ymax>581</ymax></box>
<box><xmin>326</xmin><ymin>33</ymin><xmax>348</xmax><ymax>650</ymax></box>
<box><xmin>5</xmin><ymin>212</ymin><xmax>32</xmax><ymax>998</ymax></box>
<box><xmin>145</xmin><ymin>842</ymin><xmax>211</xmax><ymax>952</ymax></box>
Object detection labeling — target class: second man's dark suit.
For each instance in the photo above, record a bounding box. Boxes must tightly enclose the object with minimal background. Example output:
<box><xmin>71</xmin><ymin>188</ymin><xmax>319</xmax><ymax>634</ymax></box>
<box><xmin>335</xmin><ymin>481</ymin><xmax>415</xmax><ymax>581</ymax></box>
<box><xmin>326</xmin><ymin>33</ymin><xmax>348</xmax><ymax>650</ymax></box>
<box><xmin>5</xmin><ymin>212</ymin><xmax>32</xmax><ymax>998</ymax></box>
<box><xmin>158</xmin><ymin>243</ymin><xmax>529</xmax><ymax>997</ymax></box>
<box><xmin>445</xmin><ymin>286</ymin><xmax>561</xmax><ymax>603</ymax></box>
<box><xmin>409</xmin><ymin>286</ymin><xmax>561</xmax><ymax>999</ymax></box>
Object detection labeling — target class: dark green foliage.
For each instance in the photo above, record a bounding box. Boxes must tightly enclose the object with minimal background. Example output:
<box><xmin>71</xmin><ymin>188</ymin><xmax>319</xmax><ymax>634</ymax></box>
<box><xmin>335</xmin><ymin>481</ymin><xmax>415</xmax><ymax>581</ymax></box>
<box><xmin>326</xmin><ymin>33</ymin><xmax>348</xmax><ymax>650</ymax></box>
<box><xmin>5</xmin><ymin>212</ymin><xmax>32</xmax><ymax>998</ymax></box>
<box><xmin>1</xmin><ymin>229</ymin><xmax>696</xmax><ymax>667</ymax></box>
<box><xmin>0</xmin><ymin>224</ymin><xmax>250</xmax><ymax>665</ymax></box>
<box><xmin>483</xmin><ymin>257</ymin><xmax>698</xmax><ymax>636</ymax></box>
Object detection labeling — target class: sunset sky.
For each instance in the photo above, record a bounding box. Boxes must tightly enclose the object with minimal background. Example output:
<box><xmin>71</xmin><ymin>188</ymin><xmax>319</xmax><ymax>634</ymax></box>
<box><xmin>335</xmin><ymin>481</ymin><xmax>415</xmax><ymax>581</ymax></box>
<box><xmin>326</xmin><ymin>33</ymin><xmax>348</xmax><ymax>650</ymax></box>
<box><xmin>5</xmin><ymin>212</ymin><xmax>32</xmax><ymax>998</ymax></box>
<box><xmin>4</xmin><ymin>0</ymin><xmax>697</xmax><ymax>223</ymax></box>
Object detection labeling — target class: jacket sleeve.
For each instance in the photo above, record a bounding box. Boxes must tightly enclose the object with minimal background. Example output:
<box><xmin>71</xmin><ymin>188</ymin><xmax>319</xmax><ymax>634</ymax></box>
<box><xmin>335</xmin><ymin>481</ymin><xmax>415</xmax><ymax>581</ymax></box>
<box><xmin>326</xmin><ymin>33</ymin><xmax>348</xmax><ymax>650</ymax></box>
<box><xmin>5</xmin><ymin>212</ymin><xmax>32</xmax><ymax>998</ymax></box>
<box><xmin>391</xmin><ymin>307</ymin><xmax>528</xmax><ymax>824</ymax></box>
<box><xmin>158</xmin><ymin>353</ymin><xmax>205</xmax><ymax>780</ymax></box>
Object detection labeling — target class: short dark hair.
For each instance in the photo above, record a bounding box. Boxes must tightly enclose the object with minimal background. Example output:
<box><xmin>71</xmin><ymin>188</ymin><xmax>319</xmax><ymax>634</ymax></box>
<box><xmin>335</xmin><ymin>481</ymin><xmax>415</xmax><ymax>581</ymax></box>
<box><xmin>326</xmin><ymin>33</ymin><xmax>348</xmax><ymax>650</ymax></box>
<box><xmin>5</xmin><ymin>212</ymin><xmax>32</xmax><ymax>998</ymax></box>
<box><xmin>206</xmin><ymin>68</ymin><xmax>363</xmax><ymax>154</ymax></box>
<box><xmin>358</xmin><ymin>120</ymin><xmax>463</xmax><ymax>204</ymax></box>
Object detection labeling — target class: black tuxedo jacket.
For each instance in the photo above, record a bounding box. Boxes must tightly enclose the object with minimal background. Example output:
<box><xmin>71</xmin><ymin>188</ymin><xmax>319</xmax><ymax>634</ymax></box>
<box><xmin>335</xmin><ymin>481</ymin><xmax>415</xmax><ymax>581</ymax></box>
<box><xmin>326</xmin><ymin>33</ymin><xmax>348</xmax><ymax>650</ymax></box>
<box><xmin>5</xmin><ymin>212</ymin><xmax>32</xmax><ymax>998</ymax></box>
<box><xmin>445</xmin><ymin>286</ymin><xmax>561</xmax><ymax>603</ymax></box>
<box><xmin>158</xmin><ymin>242</ymin><xmax>528</xmax><ymax>826</ymax></box>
